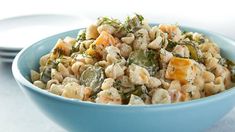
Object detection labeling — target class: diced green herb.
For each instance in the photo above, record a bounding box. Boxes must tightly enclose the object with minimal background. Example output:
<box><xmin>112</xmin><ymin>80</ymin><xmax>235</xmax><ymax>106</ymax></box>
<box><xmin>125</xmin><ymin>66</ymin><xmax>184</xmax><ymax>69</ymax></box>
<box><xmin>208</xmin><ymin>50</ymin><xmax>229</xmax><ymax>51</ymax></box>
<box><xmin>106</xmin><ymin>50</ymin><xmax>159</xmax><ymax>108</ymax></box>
<box><xmin>72</xmin><ymin>42</ymin><xmax>80</xmax><ymax>52</ymax></box>
<box><xmin>124</xmin><ymin>14</ymin><xmax>144</xmax><ymax>33</ymax></box>
<box><xmin>166</xmin><ymin>40</ymin><xmax>178</xmax><ymax>51</ymax></box>
<box><xmin>76</xmin><ymin>29</ymin><xmax>86</xmax><ymax>41</ymax></box>
<box><xmin>97</xmin><ymin>17</ymin><xmax>123</xmax><ymax>29</ymax></box>
<box><xmin>97</xmin><ymin>17</ymin><xmax>127</xmax><ymax>37</ymax></box>
<box><xmin>113</xmin><ymin>80</ymin><xmax>122</xmax><ymax>90</ymax></box>
<box><xmin>135</xmin><ymin>13</ymin><xmax>144</xmax><ymax>24</ymax></box>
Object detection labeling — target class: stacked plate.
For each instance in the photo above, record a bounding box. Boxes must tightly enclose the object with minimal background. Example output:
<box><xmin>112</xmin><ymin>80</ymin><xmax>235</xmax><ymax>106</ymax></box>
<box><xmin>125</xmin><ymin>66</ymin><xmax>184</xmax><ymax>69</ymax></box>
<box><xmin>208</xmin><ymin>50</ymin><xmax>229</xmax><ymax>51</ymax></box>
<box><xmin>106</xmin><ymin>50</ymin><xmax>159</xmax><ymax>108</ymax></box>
<box><xmin>0</xmin><ymin>14</ymin><xmax>92</xmax><ymax>63</ymax></box>
<box><xmin>0</xmin><ymin>48</ymin><xmax>20</xmax><ymax>63</ymax></box>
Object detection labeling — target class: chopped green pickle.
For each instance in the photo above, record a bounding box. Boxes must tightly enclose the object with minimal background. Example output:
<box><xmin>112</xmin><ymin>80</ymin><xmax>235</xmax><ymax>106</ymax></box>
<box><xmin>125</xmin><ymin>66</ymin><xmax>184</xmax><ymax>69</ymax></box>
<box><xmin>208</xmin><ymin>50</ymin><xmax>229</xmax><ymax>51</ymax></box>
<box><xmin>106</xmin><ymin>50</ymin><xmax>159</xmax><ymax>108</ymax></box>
<box><xmin>80</xmin><ymin>66</ymin><xmax>104</xmax><ymax>92</ymax></box>
<box><xmin>128</xmin><ymin>49</ymin><xmax>159</xmax><ymax>75</ymax></box>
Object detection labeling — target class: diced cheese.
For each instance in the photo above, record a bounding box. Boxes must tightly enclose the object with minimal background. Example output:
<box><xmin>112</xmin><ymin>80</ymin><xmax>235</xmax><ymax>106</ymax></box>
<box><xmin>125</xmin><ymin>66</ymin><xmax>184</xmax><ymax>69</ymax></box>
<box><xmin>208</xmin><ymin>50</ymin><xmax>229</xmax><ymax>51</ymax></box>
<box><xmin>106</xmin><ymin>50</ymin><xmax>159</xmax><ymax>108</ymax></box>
<box><xmin>86</xmin><ymin>31</ymin><xmax>117</xmax><ymax>57</ymax></box>
<box><xmin>95</xmin><ymin>31</ymin><xmax>117</xmax><ymax>46</ymax></box>
<box><xmin>165</xmin><ymin>57</ymin><xmax>196</xmax><ymax>84</ymax></box>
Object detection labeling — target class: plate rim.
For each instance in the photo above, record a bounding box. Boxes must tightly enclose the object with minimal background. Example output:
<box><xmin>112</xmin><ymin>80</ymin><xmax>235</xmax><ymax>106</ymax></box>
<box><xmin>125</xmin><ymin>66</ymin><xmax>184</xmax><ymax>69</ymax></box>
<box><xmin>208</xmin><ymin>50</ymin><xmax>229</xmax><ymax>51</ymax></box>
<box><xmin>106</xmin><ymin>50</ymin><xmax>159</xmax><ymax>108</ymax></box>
<box><xmin>0</xmin><ymin>51</ymin><xmax>18</xmax><ymax>57</ymax></box>
<box><xmin>0</xmin><ymin>56</ymin><xmax>14</xmax><ymax>62</ymax></box>
<box><xmin>0</xmin><ymin>14</ymin><xmax>81</xmax><ymax>50</ymax></box>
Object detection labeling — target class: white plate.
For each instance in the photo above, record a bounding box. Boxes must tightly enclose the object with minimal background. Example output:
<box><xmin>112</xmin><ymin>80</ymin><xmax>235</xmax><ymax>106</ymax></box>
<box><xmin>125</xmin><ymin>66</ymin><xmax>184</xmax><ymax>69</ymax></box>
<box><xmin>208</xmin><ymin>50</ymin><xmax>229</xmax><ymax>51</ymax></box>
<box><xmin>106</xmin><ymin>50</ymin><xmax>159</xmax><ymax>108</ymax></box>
<box><xmin>0</xmin><ymin>56</ymin><xmax>14</xmax><ymax>63</ymax></box>
<box><xmin>0</xmin><ymin>51</ymin><xmax>18</xmax><ymax>57</ymax></box>
<box><xmin>0</xmin><ymin>14</ymin><xmax>85</xmax><ymax>50</ymax></box>
<box><xmin>0</xmin><ymin>58</ymin><xmax>13</xmax><ymax>63</ymax></box>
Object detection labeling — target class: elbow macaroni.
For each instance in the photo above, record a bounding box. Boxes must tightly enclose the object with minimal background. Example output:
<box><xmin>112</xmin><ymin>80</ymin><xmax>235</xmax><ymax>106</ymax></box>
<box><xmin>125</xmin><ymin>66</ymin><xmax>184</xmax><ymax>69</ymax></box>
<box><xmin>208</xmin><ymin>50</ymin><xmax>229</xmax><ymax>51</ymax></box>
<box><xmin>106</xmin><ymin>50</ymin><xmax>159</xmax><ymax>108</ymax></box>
<box><xmin>31</xmin><ymin>14</ymin><xmax>235</xmax><ymax>105</ymax></box>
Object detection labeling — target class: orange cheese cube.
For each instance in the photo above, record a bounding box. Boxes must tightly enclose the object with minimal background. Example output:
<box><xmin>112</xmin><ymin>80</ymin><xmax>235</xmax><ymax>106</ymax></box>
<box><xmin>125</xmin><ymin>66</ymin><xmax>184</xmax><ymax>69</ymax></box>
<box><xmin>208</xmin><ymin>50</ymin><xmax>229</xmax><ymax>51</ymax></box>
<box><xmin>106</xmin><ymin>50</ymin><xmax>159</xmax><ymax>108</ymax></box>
<box><xmin>95</xmin><ymin>31</ymin><xmax>117</xmax><ymax>46</ymax></box>
<box><xmin>86</xmin><ymin>31</ymin><xmax>117</xmax><ymax>57</ymax></box>
<box><xmin>165</xmin><ymin>57</ymin><xmax>196</xmax><ymax>84</ymax></box>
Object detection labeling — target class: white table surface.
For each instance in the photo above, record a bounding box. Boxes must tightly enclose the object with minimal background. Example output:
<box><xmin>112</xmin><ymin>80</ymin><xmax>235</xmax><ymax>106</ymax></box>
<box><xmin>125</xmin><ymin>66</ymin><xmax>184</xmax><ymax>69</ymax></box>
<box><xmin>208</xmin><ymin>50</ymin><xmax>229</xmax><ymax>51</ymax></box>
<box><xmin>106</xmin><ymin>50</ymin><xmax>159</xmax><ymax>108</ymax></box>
<box><xmin>0</xmin><ymin>63</ymin><xmax>65</xmax><ymax>132</ymax></box>
<box><xmin>1</xmin><ymin>0</ymin><xmax>235</xmax><ymax>131</ymax></box>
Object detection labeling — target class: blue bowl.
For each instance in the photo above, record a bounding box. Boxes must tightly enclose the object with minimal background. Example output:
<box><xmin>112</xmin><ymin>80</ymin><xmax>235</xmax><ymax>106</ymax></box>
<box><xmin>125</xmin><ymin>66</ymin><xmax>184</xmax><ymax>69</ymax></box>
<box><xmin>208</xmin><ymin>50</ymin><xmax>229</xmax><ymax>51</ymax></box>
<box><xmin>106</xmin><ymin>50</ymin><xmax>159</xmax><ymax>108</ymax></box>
<box><xmin>12</xmin><ymin>26</ymin><xmax>235</xmax><ymax>132</ymax></box>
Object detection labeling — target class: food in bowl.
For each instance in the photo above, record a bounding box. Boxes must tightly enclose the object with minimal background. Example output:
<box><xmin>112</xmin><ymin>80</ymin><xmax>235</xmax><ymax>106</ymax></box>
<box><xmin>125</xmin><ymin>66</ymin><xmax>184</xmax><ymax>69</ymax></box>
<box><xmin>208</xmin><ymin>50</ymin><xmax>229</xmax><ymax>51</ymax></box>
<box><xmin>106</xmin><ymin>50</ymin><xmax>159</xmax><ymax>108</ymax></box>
<box><xmin>30</xmin><ymin>14</ymin><xmax>235</xmax><ymax>105</ymax></box>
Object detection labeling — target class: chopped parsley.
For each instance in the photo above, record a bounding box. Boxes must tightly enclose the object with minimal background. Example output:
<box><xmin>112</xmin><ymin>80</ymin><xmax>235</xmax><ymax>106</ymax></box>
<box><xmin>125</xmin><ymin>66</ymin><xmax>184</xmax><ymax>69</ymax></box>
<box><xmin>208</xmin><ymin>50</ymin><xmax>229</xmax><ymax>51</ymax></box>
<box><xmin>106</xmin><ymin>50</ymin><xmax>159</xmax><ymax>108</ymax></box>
<box><xmin>124</xmin><ymin>14</ymin><xmax>145</xmax><ymax>33</ymax></box>
<box><xmin>76</xmin><ymin>29</ymin><xmax>86</xmax><ymax>41</ymax></box>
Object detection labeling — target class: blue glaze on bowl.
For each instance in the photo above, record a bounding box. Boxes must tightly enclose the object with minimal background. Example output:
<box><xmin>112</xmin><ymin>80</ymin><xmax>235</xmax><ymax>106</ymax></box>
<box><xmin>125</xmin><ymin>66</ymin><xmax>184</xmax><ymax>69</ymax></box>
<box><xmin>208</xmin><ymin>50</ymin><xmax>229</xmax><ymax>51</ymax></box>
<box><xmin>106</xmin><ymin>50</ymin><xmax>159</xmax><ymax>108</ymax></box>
<box><xmin>12</xmin><ymin>26</ymin><xmax>235</xmax><ymax>132</ymax></box>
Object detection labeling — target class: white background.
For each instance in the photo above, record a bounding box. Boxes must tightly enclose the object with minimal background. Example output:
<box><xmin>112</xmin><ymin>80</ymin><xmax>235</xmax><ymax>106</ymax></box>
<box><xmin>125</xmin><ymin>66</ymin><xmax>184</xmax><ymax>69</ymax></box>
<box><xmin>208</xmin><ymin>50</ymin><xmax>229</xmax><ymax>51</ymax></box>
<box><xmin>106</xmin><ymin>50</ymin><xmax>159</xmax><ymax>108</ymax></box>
<box><xmin>0</xmin><ymin>0</ymin><xmax>235</xmax><ymax>38</ymax></box>
<box><xmin>0</xmin><ymin>0</ymin><xmax>235</xmax><ymax>132</ymax></box>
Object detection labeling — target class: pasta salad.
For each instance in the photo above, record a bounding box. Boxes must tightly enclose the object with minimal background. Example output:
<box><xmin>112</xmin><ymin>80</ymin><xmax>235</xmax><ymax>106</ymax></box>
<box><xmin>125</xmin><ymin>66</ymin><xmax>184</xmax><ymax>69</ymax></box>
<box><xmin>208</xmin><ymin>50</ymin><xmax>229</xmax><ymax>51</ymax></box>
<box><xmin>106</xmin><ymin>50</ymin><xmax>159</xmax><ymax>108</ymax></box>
<box><xmin>31</xmin><ymin>14</ymin><xmax>235</xmax><ymax>105</ymax></box>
